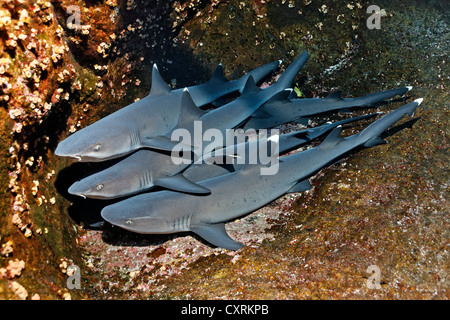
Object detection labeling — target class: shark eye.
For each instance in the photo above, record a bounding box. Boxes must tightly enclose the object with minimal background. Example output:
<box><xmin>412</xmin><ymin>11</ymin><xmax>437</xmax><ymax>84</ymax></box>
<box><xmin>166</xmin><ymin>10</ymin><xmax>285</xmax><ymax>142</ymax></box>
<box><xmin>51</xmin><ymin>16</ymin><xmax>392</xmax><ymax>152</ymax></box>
<box><xmin>125</xmin><ymin>219</ymin><xmax>132</xmax><ymax>225</ymax></box>
<box><xmin>96</xmin><ymin>184</ymin><xmax>104</xmax><ymax>191</ymax></box>
<box><xmin>93</xmin><ymin>143</ymin><xmax>102</xmax><ymax>151</ymax></box>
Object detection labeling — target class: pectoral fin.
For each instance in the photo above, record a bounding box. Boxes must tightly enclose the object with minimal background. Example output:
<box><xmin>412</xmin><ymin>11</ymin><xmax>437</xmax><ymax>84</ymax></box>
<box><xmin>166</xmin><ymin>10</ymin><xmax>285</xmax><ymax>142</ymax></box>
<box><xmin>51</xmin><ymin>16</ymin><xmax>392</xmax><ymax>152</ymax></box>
<box><xmin>154</xmin><ymin>173</ymin><xmax>211</xmax><ymax>194</ymax></box>
<box><xmin>191</xmin><ymin>223</ymin><xmax>244</xmax><ymax>251</ymax></box>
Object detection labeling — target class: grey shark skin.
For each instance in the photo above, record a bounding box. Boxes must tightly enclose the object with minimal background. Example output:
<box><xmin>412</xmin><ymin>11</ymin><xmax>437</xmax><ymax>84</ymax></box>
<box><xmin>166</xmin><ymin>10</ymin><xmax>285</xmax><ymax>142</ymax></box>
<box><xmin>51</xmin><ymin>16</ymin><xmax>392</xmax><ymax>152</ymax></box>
<box><xmin>54</xmin><ymin>60</ymin><xmax>280</xmax><ymax>162</ymax></box>
<box><xmin>242</xmin><ymin>86</ymin><xmax>412</xmax><ymax>130</ymax></box>
<box><xmin>193</xmin><ymin>112</ymin><xmax>380</xmax><ymax>166</ymax></box>
<box><xmin>68</xmin><ymin>52</ymin><xmax>311</xmax><ymax>199</ymax></box>
<box><xmin>141</xmin><ymin>51</ymin><xmax>310</xmax><ymax>152</ymax></box>
<box><xmin>68</xmin><ymin>113</ymin><xmax>377</xmax><ymax>199</ymax></box>
<box><xmin>101</xmin><ymin>99</ymin><xmax>421</xmax><ymax>250</ymax></box>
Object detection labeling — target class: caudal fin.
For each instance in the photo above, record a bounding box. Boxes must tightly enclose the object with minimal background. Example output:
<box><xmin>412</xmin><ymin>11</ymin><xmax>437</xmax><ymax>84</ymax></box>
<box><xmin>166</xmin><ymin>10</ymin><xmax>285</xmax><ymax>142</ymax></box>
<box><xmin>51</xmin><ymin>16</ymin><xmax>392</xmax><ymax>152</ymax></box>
<box><xmin>318</xmin><ymin>98</ymin><xmax>422</xmax><ymax>151</ymax></box>
<box><xmin>348</xmin><ymin>86</ymin><xmax>412</xmax><ymax>107</ymax></box>
<box><xmin>360</xmin><ymin>98</ymin><xmax>421</xmax><ymax>147</ymax></box>
<box><xmin>270</xmin><ymin>51</ymin><xmax>309</xmax><ymax>92</ymax></box>
<box><xmin>278</xmin><ymin>113</ymin><xmax>381</xmax><ymax>154</ymax></box>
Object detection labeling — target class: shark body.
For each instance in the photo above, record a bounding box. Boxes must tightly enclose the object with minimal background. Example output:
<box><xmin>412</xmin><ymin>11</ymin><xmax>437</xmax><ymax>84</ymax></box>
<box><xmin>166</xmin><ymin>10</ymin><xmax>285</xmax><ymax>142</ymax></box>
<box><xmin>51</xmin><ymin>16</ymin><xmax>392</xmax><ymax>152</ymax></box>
<box><xmin>101</xmin><ymin>99</ymin><xmax>421</xmax><ymax>250</ymax></box>
<box><xmin>141</xmin><ymin>52</ymin><xmax>310</xmax><ymax>152</ymax></box>
<box><xmin>68</xmin><ymin>52</ymin><xmax>311</xmax><ymax>198</ymax></box>
<box><xmin>68</xmin><ymin>113</ymin><xmax>377</xmax><ymax>199</ymax></box>
<box><xmin>54</xmin><ymin>60</ymin><xmax>280</xmax><ymax>162</ymax></box>
<box><xmin>241</xmin><ymin>86</ymin><xmax>412</xmax><ymax>130</ymax></box>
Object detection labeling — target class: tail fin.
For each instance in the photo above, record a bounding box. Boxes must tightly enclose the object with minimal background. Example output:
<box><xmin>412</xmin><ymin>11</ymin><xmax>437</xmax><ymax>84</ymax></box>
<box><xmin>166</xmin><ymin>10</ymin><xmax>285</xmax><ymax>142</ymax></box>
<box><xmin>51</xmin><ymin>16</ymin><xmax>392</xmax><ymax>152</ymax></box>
<box><xmin>360</xmin><ymin>98</ymin><xmax>421</xmax><ymax>147</ymax></box>
<box><xmin>270</xmin><ymin>51</ymin><xmax>309</xmax><ymax>92</ymax></box>
<box><xmin>349</xmin><ymin>86</ymin><xmax>412</xmax><ymax>107</ymax></box>
<box><xmin>278</xmin><ymin>113</ymin><xmax>381</xmax><ymax>154</ymax></box>
<box><xmin>315</xmin><ymin>99</ymin><xmax>421</xmax><ymax>152</ymax></box>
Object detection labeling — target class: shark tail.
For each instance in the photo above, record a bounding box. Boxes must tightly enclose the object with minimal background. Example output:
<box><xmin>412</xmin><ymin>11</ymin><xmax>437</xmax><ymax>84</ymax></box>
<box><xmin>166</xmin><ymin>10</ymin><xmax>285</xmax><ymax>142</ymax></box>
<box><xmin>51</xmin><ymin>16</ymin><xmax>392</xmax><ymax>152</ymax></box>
<box><xmin>343</xmin><ymin>86</ymin><xmax>413</xmax><ymax>107</ymax></box>
<box><xmin>278</xmin><ymin>113</ymin><xmax>380</xmax><ymax>154</ymax></box>
<box><xmin>269</xmin><ymin>51</ymin><xmax>309</xmax><ymax>93</ymax></box>
<box><xmin>319</xmin><ymin>99</ymin><xmax>422</xmax><ymax>150</ymax></box>
<box><xmin>239</xmin><ymin>52</ymin><xmax>309</xmax><ymax>120</ymax></box>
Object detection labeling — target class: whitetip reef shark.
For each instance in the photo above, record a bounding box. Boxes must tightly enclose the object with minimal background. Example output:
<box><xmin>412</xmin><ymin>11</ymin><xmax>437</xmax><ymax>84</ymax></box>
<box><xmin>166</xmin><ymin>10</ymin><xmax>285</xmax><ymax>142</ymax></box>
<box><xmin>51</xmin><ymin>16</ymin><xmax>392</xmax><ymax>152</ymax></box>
<box><xmin>134</xmin><ymin>51</ymin><xmax>311</xmax><ymax>153</ymax></box>
<box><xmin>68</xmin><ymin>113</ymin><xmax>378</xmax><ymax>199</ymax></box>
<box><xmin>100</xmin><ymin>99</ymin><xmax>422</xmax><ymax>250</ymax></box>
<box><xmin>241</xmin><ymin>86</ymin><xmax>412</xmax><ymax>130</ymax></box>
<box><xmin>67</xmin><ymin>52</ymin><xmax>312</xmax><ymax>198</ymax></box>
<box><xmin>54</xmin><ymin>59</ymin><xmax>281</xmax><ymax>162</ymax></box>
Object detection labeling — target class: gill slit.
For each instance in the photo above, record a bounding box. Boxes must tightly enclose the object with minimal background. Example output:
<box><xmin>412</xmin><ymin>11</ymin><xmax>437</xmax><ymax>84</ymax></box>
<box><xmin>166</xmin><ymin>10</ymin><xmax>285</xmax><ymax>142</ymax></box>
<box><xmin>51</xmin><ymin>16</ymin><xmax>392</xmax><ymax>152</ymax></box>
<box><xmin>130</xmin><ymin>130</ymin><xmax>140</xmax><ymax>149</ymax></box>
<box><xmin>139</xmin><ymin>170</ymin><xmax>152</xmax><ymax>189</ymax></box>
<box><xmin>173</xmin><ymin>213</ymin><xmax>192</xmax><ymax>231</ymax></box>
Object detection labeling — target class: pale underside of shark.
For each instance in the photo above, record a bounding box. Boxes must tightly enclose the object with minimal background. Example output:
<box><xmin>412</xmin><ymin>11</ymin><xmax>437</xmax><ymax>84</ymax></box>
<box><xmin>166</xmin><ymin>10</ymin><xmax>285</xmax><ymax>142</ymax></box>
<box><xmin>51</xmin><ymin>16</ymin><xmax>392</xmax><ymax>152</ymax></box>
<box><xmin>241</xmin><ymin>86</ymin><xmax>412</xmax><ymax>130</ymax></box>
<box><xmin>54</xmin><ymin>59</ymin><xmax>281</xmax><ymax>162</ymax></box>
<box><xmin>101</xmin><ymin>99</ymin><xmax>421</xmax><ymax>250</ymax></box>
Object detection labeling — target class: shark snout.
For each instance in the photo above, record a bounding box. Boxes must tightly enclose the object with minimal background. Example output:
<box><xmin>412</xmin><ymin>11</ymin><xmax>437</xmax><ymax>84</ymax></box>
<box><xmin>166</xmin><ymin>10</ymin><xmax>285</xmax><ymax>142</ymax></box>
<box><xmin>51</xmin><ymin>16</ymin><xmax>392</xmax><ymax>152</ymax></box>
<box><xmin>68</xmin><ymin>181</ymin><xmax>87</xmax><ymax>199</ymax></box>
<box><xmin>54</xmin><ymin>144</ymin><xmax>82</xmax><ymax>161</ymax></box>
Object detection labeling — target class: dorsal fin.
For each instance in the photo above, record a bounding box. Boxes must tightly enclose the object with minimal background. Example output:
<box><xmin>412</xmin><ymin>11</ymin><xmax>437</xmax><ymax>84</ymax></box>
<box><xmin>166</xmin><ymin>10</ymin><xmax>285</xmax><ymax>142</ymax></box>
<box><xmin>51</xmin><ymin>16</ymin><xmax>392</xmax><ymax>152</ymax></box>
<box><xmin>265</xmin><ymin>88</ymin><xmax>293</xmax><ymax>104</ymax></box>
<box><xmin>325</xmin><ymin>90</ymin><xmax>343</xmax><ymax>100</ymax></box>
<box><xmin>241</xmin><ymin>76</ymin><xmax>261</xmax><ymax>98</ymax></box>
<box><xmin>208</xmin><ymin>64</ymin><xmax>228</xmax><ymax>84</ymax></box>
<box><xmin>178</xmin><ymin>88</ymin><xmax>206</xmax><ymax>124</ymax></box>
<box><xmin>320</xmin><ymin>126</ymin><xmax>344</xmax><ymax>148</ymax></box>
<box><xmin>149</xmin><ymin>64</ymin><xmax>171</xmax><ymax>97</ymax></box>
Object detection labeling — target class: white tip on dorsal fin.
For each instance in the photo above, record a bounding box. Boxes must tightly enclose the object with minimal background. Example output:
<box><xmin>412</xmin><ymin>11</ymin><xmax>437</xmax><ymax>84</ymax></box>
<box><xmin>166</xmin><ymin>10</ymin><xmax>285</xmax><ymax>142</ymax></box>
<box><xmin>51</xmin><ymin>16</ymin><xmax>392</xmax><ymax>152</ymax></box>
<box><xmin>268</xmin><ymin>134</ymin><xmax>279</xmax><ymax>144</ymax></box>
<box><xmin>150</xmin><ymin>64</ymin><xmax>171</xmax><ymax>97</ymax></box>
<box><xmin>406</xmin><ymin>86</ymin><xmax>413</xmax><ymax>91</ymax></box>
<box><xmin>208</xmin><ymin>64</ymin><xmax>228</xmax><ymax>84</ymax></box>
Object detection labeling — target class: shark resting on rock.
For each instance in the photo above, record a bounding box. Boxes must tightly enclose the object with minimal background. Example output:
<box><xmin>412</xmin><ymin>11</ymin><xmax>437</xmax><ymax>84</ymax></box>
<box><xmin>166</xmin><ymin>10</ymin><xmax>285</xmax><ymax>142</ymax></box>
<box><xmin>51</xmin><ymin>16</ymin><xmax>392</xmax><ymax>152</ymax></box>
<box><xmin>101</xmin><ymin>99</ymin><xmax>422</xmax><ymax>250</ymax></box>
<box><xmin>67</xmin><ymin>52</ymin><xmax>311</xmax><ymax>198</ymax></box>
<box><xmin>131</xmin><ymin>52</ymin><xmax>311</xmax><ymax>153</ymax></box>
<box><xmin>241</xmin><ymin>86</ymin><xmax>413</xmax><ymax>130</ymax></box>
<box><xmin>54</xmin><ymin>59</ymin><xmax>281</xmax><ymax>162</ymax></box>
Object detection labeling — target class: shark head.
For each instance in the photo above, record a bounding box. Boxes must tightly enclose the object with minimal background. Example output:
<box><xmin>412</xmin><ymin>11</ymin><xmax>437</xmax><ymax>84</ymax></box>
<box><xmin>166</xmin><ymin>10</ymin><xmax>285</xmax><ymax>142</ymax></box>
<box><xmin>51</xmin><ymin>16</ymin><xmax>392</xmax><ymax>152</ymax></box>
<box><xmin>68</xmin><ymin>167</ymin><xmax>139</xmax><ymax>200</ymax></box>
<box><xmin>55</xmin><ymin>121</ymin><xmax>136</xmax><ymax>162</ymax></box>
<box><xmin>101</xmin><ymin>196</ymin><xmax>174</xmax><ymax>234</ymax></box>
